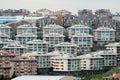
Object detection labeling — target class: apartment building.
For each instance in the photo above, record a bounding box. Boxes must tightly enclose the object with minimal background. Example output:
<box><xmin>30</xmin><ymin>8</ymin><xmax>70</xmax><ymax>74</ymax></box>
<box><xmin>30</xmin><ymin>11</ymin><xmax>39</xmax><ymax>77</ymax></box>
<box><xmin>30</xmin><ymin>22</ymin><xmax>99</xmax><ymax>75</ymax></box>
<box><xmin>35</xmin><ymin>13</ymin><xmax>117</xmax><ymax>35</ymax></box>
<box><xmin>68</xmin><ymin>24</ymin><xmax>91</xmax><ymax>38</ymax></box>
<box><xmin>43</xmin><ymin>24</ymin><xmax>64</xmax><ymax>35</ymax></box>
<box><xmin>0</xmin><ymin>33</ymin><xmax>9</xmax><ymax>41</ymax></box>
<box><xmin>0</xmin><ymin>50</ymin><xmax>15</xmax><ymax>77</ymax></box>
<box><xmin>26</xmin><ymin>39</ymin><xmax>49</xmax><ymax>53</ymax></box>
<box><xmin>93</xmin><ymin>27</ymin><xmax>116</xmax><ymax>45</ymax></box>
<box><xmin>51</xmin><ymin>53</ymin><xmax>80</xmax><ymax>72</ymax></box>
<box><xmin>10</xmin><ymin>56</ymin><xmax>37</xmax><ymax>76</ymax></box>
<box><xmin>0</xmin><ymin>24</ymin><xmax>11</xmax><ymax>37</ymax></box>
<box><xmin>93</xmin><ymin>50</ymin><xmax>117</xmax><ymax>67</ymax></box>
<box><xmin>23</xmin><ymin>51</ymin><xmax>60</xmax><ymax>70</ymax></box>
<box><xmin>0</xmin><ymin>39</ymin><xmax>15</xmax><ymax>50</ymax></box>
<box><xmin>77</xmin><ymin>54</ymin><xmax>103</xmax><ymax>70</ymax></box>
<box><xmin>2</xmin><ymin>41</ymin><xmax>28</xmax><ymax>56</ymax></box>
<box><xmin>43</xmin><ymin>33</ymin><xmax>65</xmax><ymax>47</ymax></box>
<box><xmin>16</xmin><ymin>33</ymin><xmax>37</xmax><ymax>45</ymax></box>
<box><xmin>54</xmin><ymin>42</ymin><xmax>78</xmax><ymax>55</ymax></box>
<box><xmin>17</xmin><ymin>24</ymin><xmax>37</xmax><ymax>35</ymax></box>
<box><xmin>71</xmin><ymin>33</ymin><xmax>93</xmax><ymax>54</ymax></box>
<box><xmin>105</xmin><ymin>42</ymin><xmax>120</xmax><ymax>66</ymax></box>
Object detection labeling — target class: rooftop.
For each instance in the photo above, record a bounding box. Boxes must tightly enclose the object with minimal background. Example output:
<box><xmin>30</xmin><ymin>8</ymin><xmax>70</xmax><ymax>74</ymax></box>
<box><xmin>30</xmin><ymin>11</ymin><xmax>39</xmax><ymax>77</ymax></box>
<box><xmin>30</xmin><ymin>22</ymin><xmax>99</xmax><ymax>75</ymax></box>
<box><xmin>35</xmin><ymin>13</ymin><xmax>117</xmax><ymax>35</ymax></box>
<box><xmin>2</xmin><ymin>41</ymin><xmax>27</xmax><ymax>48</ymax></box>
<box><xmin>105</xmin><ymin>42</ymin><xmax>120</xmax><ymax>47</ymax></box>
<box><xmin>72</xmin><ymin>33</ymin><xmax>93</xmax><ymax>37</ymax></box>
<box><xmin>55</xmin><ymin>42</ymin><xmax>78</xmax><ymax>47</ymax></box>
<box><xmin>93</xmin><ymin>27</ymin><xmax>116</xmax><ymax>31</ymax></box>
<box><xmin>27</xmin><ymin>39</ymin><xmax>48</xmax><ymax>44</ymax></box>
<box><xmin>16</xmin><ymin>33</ymin><xmax>37</xmax><ymax>37</ymax></box>
<box><xmin>77</xmin><ymin>53</ymin><xmax>103</xmax><ymax>59</ymax></box>
<box><xmin>0</xmin><ymin>50</ymin><xmax>15</xmax><ymax>56</ymax></box>
<box><xmin>69</xmin><ymin>24</ymin><xmax>90</xmax><ymax>28</ymax></box>
<box><xmin>12</xmin><ymin>75</ymin><xmax>75</xmax><ymax>80</ymax></box>
<box><xmin>23</xmin><ymin>51</ymin><xmax>60</xmax><ymax>57</ymax></box>
<box><xmin>17</xmin><ymin>24</ymin><xmax>37</xmax><ymax>28</ymax></box>
<box><xmin>0</xmin><ymin>24</ymin><xmax>11</xmax><ymax>28</ymax></box>
<box><xmin>11</xmin><ymin>56</ymin><xmax>36</xmax><ymax>61</ymax></box>
<box><xmin>44</xmin><ymin>24</ymin><xmax>63</xmax><ymax>28</ymax></box>
<box><xmin>43</xmin><ymin>33</ymin><xmax>65</xmax><ymax>37</ymax></box>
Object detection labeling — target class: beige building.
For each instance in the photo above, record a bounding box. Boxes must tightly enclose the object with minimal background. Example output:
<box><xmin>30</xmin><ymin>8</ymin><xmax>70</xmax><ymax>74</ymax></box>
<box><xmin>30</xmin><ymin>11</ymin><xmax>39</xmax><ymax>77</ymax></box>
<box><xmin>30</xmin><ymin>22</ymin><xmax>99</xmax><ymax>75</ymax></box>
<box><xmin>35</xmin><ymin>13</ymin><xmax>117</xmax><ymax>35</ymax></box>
<box><xmin>105</xmin><ymin>42</ymin><xmax>120</xmax><ymax>66</ymax></box>
<box><xmin>43</xmin><ymin>24</ymin><xmax>64</xmax><ymax>36</ymax></box>
<box><xmin>43</xmin><ymin>33</ymin><xmax>65</xmax><ymax>47</ymax></box>
<box><xmin>0</xmin><ymin>50</ymin><xmax>15</xmax><ymax>77</ymax></box>
<box><xmin>17</xmin><ymin>24</ymin><xmax>37</xmax><ymax>35</ymax></box>
<box><xmin>68</xmin><ymin>24</ymin><xmax>91</xmax><ymax>38</ymax></box>
<box><xmin>10</xmin><ymin>56</ymin><xmax>37</xmax><ymax>76</ymax></box>
<box><xmin>77</xmin><ymin>54</ymin><xmax>103</xmax><ymax>70</ymax></box>
<box><xmin>55</xmin><ymin>42</ymin><xmax>78</xmax><ymax>55</ymax></box>
<box><xmin>51</xmin><ymin>53</ymin><xmax>80</xmax><ymax>72</ymax></box>
<box><xmin>92</xmin><ymin>50</ymin><xmax>117</xmax><ymax>67</ymax></box>
<box><xmin>26</xmin><ymin>39</ymin><xmax>49</xmax><ymax>53</ymax></box>
<box><xmin>93</xmin><ymin>27</ymin><xmax>116</xmax><ymax>45</ymax></box>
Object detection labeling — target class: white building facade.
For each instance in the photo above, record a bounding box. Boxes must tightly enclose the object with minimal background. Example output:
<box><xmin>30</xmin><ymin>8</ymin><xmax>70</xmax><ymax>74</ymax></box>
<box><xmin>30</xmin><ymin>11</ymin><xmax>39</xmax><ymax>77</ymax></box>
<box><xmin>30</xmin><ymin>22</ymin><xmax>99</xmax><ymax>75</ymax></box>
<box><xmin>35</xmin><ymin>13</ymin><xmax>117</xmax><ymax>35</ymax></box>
<box><xmin>55</xmin><ymin>42</ymin><xmax>78</xmax><ymax>55</ymax></box>
<box><xmin>17</xmin><ymin>24</ymin><xmax>37</xmax><ymax>35</ymax></box>
<box><xmin>68</xmin><ymin>25</ymin><xmax>91</xmax><ymax>38</ymax></box>
<box><xmin>93</xmin><ymin>27</ymin><xmax>116</xmax><ymax>45</ymax></box>
<box><xmin>2</xmin><ymin>41</ymin><xmax>28</xmax><ymax>56</ymax></box>
<box><xmin>26</xmin><ymin>39</ymin><xmax>49</xmax><ymax>53</ymax></box>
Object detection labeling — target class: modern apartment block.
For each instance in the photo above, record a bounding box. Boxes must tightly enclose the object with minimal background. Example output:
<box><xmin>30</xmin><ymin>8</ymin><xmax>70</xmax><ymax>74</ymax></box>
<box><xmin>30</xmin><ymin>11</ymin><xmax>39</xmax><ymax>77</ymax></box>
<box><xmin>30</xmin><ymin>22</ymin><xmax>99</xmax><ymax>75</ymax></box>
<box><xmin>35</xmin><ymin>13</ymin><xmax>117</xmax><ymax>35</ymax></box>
<box><xmin>71</xmin><ymin>33</ymin><xmax>93</xmax><ymax>54</ymax></box>
<box><xmin>0</xmin><ymin>39</ymin><xmax>15</xmax><ymax>50</ymax></box>
<box><xmin>0</xmin><ymin>33</ymin><xmax>9</xmax><ymax>41</ymax></box>
<box><xmin>16</xmin><ymin>33</ymin><xmax>37</xmax><ymax>45</ymax></box>
<box><xmin>43</xmin><ymin>24</ymin><xmax>64</xmax><ymax>35</ymax></box>
<box><xmin>2</xmin><ymin>41</ymin><xmax>28</xmax><ymax>56</ymax></box>
<box><xmin>17</xmin><ymin>24</ymin><xmax>37</xmax><ymax>35</ymax></box>
<box><xmin>0</xmin><ymin>24</ymin><xmax>11</xmax><ymax>37</ymax></box>
<box><xmin>0</xmin><ymin>50</ymin><xmax>15</xmax><ymax>77</ymax></box>
<box><xmin>43</xmin><ymin>33</ymin><xmax>65</xmax><ymax>48</ymax></box>
<box><xmin>68</xmin><ymin>24</ymin><xmax>91</xmax><ymax>38</ymax></box>
<box><xmin>23</xmin><ymin>51</ymin><xmax>60</xmax><ymax>70</ymax></box>
<box><xmin>92</xmin><ymin>50</ymin><xmax>117</xmax><ymax>67</ymax></box>
<box><xmin>54</xmin><ymin>42</ymin><xmax>78</xmax><ymax>55</ymax></box>
<box><xmin>51</xmin><ymin>53</ymin><xmax>80</xmax><ymax>72</ymax></box>
<box><xmin>78</xmin><ymin>54</ymin><xmax>103</xmax><ymax>70</ymax></box>
<box><xmin>105</xmin><ymin>42</ymin><xmax>120</xmax><ymax>66</ymax></box>
<box><xmin>26</xmin><ymin>39</ymin><xmax>49</xmax><ymax>53</ymax></box>
<box><xmin>10</xmin><ymin>56</ymin><xmax>37</xmax><ymax>76</ymax></box>
<box><xmin>93</xmin><ymin>27</ymin><xmax>116</xmax><ymax>45</ymax></box>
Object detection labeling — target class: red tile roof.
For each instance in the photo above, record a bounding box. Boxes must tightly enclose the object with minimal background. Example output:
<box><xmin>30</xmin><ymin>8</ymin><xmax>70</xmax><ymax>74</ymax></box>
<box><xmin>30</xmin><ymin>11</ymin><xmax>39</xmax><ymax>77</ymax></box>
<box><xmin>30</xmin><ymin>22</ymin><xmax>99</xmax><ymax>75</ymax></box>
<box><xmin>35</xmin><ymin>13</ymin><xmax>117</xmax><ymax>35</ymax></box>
<box><xmin>0</xmin><ymin>50</ymin><xmax>14</xmax><ymax>56</ymax></box>
<box><xmin>54</xmin><ymin>9</ymin><xmax>71</xmax><ymax>15</ymax></box>
<box><xmin>38</xmin><ymin>8</ymin><xmax>52</xmax><ymax>12</ymax></box>
<box><xmin>114</xmin><ymin>74</ymin><xmax>120</xmax><ymax>78</ymax></box>
<box><xmin>11</xmin><ymin>56</ymin><xmax>35</xmax><ymax>60</ymax></box>
<box><xmin>105</xmin><ymin>73</ymin><xmax>120</xmax><ymax>79</ymax></box>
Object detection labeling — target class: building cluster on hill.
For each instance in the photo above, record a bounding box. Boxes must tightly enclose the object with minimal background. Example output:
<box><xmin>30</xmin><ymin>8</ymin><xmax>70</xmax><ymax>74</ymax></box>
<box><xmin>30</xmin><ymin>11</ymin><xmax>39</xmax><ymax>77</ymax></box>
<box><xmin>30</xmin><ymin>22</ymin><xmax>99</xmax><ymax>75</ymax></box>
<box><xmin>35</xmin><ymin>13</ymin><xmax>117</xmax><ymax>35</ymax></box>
<box><xmin>0</xmin><ymin>8</ymin><xmax>119</xmax><ymax>78</ymax></box>
<box><xmin>0</xmin><ymin>23</ymin><xmax>119</xmax><ymax>77</ymax></box>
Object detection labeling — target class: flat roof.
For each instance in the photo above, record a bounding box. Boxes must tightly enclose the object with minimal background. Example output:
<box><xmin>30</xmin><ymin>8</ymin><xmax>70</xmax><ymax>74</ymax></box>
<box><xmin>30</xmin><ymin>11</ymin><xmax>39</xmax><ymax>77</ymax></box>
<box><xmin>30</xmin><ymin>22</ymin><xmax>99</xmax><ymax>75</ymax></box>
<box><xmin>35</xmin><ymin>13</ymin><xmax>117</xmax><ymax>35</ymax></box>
<box><xmin>12</xmin><ymin>75</ymin><xmax>70</xmax><ymax>80</ymax></box>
